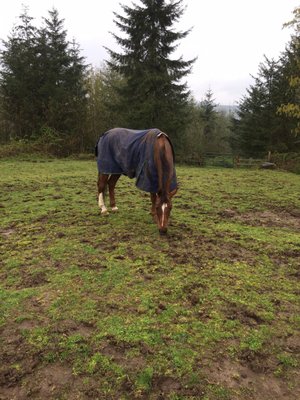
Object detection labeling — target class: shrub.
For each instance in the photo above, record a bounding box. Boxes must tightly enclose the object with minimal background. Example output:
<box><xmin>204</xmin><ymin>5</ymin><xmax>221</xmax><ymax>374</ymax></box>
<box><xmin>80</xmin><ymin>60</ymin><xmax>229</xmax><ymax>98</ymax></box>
<box><xmin>271</xmin><ymin>152</ymin><xmax>300</xmax><ymax>174</ymax></box>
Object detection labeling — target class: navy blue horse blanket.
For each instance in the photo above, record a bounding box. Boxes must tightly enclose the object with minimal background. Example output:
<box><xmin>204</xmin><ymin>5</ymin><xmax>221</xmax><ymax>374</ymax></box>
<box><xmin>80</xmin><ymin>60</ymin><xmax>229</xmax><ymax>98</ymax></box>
<box><xmin>95</xmin><ymin>128</ymin><xmax>177</xmax><ymax>193</ymax></box>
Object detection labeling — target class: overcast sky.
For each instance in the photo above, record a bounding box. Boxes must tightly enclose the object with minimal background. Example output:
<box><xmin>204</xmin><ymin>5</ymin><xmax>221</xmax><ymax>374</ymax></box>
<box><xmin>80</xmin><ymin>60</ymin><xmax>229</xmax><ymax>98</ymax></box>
<box><xmin>0</xmin><ymin>0</ymin><xmax>298</xmax><ymax>105</ymax></box>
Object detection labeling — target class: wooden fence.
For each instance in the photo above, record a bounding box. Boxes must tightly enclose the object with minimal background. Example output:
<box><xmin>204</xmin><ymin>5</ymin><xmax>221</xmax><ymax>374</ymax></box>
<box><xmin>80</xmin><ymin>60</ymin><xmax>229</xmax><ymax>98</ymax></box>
<box><xmin>177</xmin><ymin>152</ymin><xmax>270</xmax><ymax>168</ymax></box>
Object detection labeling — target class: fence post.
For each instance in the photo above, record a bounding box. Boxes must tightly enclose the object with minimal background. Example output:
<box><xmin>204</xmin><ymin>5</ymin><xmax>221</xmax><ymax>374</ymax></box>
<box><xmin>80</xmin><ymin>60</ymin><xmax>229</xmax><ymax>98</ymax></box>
<box><xmin>234</xmin><ymin>155</ymin><xmax>240</xmax><ymax>167</ymax></box>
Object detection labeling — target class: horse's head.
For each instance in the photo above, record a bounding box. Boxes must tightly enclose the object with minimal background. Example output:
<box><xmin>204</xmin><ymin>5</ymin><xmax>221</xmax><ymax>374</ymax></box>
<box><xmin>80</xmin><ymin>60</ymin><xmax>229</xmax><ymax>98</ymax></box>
<box><xmin>155</xmin><ymin>188</ymin><xmax>177</xmax><ymax>235</ymax></box>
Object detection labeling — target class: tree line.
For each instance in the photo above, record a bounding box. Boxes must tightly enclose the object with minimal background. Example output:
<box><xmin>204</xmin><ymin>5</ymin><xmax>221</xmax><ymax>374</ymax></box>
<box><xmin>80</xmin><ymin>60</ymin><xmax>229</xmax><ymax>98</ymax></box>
<box><xmin>0</xmin><ymin>1</ymin><xmax>299</xmax><ymax>159</ymax></box>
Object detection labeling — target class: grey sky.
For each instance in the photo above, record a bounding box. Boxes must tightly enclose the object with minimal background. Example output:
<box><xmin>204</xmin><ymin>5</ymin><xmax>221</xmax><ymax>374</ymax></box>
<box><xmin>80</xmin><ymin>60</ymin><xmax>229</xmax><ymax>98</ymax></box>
<box><xmin>0</xmin><ymin>0</ymin><xmax>298</xmax><ymax>104</ymax></box>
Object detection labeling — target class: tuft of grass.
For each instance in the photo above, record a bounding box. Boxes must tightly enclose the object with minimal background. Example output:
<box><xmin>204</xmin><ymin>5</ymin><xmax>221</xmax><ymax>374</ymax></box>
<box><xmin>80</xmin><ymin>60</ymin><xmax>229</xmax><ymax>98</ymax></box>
<box><xmin>135</xmin><ymin>366</ymin><xmax>154</xmax><ymax>392</ymax></box>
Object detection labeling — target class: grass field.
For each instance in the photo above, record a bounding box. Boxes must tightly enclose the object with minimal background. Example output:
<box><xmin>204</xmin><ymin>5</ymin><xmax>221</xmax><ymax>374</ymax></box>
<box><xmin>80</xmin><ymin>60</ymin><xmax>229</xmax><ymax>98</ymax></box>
<box><xmin>0</xmin><ymin>159</ymin><xmax>299</xmax><ymax>400</ymax></box>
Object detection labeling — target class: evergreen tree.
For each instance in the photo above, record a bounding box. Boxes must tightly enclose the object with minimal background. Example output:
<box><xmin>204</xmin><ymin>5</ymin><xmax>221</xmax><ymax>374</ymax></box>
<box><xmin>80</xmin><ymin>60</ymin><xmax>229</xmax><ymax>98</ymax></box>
<box><xmin>0</xmin><ymin>7</ymin><xmax>88</xmax><ymax>149</ymax></box>
<box><xmin>183</xmin><ymin>93</ymin><xmax>232</xmax><ymax>160</ymax></box>
<box><xmin>278</xmin><ymin>7</ymin><xmax>300</xmax><ymax>136</ymax></box>
<box><xmin>0</xmin><ymin>7</ymin><xmax>38</xmax><ymax>138</ymax></box>
<box><xmin>182</xmin><ymin>98</ymin><xmax>205</xmax><ymax>159</ymax></box>
<box><xmin>85</xmin><ymin>65</ymin><xmax>126</xmax><ymax>144</ymax></box>
<box><xmin>38</xmin><ymin>9</ymin><xmax>88</xmax><ymax>140</ymax></box>
<box><xmin>231</xmin><ymin>83</ymin><xmax>268</xmax><ymax>156</ymax></box>
<box><xmin>231</xmin><ymin>57</ymin><xmax>294</xmax><ymax>156</ymax></box>
<box><xmin>106</xmin><ymin>0</ymin><xmax>195</xmax><ymax>146</ymax></box>
<box><xmin>199</xmin><ymin>89</ymin><xmax>217</xmax><ymax>141</ymax></box>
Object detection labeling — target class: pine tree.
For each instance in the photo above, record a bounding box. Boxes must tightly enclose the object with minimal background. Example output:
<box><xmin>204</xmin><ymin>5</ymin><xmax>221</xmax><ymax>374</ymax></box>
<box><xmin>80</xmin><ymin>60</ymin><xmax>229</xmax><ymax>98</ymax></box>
<box><xmin>199</xmin><ymin>89</ymin><xmax>217</xmax><ymax>140</ymax></box>
<box><xmin>85</xmin><ymin>65</ymin><xmax>126</xmax><ymax>143</ymax></box>
<box><xmin>231</xmin><ymin>57</ymin><xmax>295</xmax><ymax>156</ymax></box>
<box><xmin>0</xmin><ymin>7</ymin><xmax>88</xmax><ymax>148</ymax></box>
<box><xmin>231</xmin><ymin>83</ymin><xmax>268</xmax><ymax>156</ymax></box>
<box><xmin>0</xmin><ymin>7</ymin><xmax>38</xmax><ymax>138</ymax></box>
<box><xmin>278</xmin><ymin>7</ymin><xmax>300</xmax><ymax>136</ymax></box>
<box><xmin>106</xmin><ymin>0</ymin><xmax>196</xmax><ymax>146</ymax></box>
<box><xmin>183</xmin><ymin>94</ymin><xmax>232</xmax><ymax>159</ymax></box>
<box><xmin>38</xmin><ymin>8</ymin><xmax>88</xmax><ymax>139</ymax></box>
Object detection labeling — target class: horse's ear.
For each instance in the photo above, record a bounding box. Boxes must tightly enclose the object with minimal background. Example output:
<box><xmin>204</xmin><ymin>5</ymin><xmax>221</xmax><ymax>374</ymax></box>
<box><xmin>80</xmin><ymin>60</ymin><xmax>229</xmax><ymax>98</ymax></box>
<box><xmin>169</xmin><ymin>187</ymin><xmax>178</xmax><ymax>198</ymax></box>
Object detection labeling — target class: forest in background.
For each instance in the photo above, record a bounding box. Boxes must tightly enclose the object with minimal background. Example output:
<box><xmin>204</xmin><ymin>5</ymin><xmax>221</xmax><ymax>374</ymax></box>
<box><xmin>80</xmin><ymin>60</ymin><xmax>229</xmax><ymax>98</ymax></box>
<box><xmin>0</xmin><ymin>2</ymin><xmax>299</xmax><ymax>169</ymax></box>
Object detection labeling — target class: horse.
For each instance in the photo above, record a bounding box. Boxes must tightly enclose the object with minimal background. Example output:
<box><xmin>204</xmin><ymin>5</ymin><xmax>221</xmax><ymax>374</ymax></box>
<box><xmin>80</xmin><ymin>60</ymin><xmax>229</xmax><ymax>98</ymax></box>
<box><xmin>95</xmin><ymin>128</ymin><xmax>178</xmax><ymax>235</ymax></box>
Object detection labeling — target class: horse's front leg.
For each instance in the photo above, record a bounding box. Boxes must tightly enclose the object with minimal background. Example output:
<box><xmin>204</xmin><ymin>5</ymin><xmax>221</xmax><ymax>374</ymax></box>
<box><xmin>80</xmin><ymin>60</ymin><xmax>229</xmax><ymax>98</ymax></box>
<box><xmin>97</xmin><ymin>173</ymin><xmax>109</xmax><ymax>214</ymax></box>
<box><xmin>150</xmin><ymin>193</ymin><xmax>157</xmax><ymax>222</ymax></box>
<box><xmin>108</xmin><ymin>174</ymin><xmax>121</xmax><ymax>211</ymax></box>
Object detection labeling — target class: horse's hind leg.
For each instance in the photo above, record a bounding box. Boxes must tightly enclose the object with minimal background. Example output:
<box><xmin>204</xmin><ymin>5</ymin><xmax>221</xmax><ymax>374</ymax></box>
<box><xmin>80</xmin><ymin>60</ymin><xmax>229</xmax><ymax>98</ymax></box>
<box><xmin>108</xmin><ymin>174</ymin><xmax>121</xmax><ymax>211</ymax></box>
<box><xmin>97</xmin><ymin>173</ymin><xmax>109</xmax><ymax>214</ymax></box>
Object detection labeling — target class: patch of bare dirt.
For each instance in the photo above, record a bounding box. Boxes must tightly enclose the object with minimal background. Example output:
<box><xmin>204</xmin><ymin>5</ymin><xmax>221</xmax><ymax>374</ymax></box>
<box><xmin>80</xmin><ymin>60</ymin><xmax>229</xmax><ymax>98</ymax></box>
<box><xmin>285</xmin><ymin>335</ymin><xmax>300</xmax><ymax>353</ymax></box>
<box><xmin>98</xmin><ymin>336</ymin><xmax>148</xmax><ymax>372</ymax></box>
<box><xmin>18</xmin><ymin>271</ymin><xmax>48</xmax><ymax>288</ymax></box>
<box><xmin>222</xmin><ymin>209</ymin><xmax>300</xmax><ymax>230</ymax></box>
<box><xmin>0</xmin><ymin>318</ymin><xmax>98</xmax><ymax>399</ymax></box>
<box><xmin>0</xmin><ymin>327</ymin><xmax>30</xmax><ymax>365</ymax></box>
<box><xmin>151</xmin><ymin>376</ymin><xmax>182</xmax><ymax>397</ymax></box>
<box><xmin>206</xmin><ymin>357</ymin><xmax>300</xmax><ymax>400</ymax></box>
<box><xmin>34</xmin><ymin>364</ymin><xmax>74</xmax><ymax>398</ymax></box>
<box><xmin>223</xmin><ymin>302</ymin><xmax>265</xmax><ymax>326</ymax></box>
<box><xmin>0</xmin><ymin>326</ymin><xmax>39</xmax><ymax>398</ymax></box>
<box><xmin>51</xmin><ymin>319</ymin><xmax>94</xmax><ymax>338</ymax></box>
<box><xmin>273</xmin><ymin>334</ymin><xmax>300</xmax><ymax>361</ymax></box>
<box><xmin>0</xmin><ymin>363</ymin><xmax>80</xmax><ymax>400</ymax></box>
<box><xmin>0</xmin><ymin>321</ymin><xmax>92</xmax><ymax>399</ymax></box>
<box><xmin>18</xmin><ymin>319</ymin><xmax>40</xmax><ymax>330</ymax></box>
<box><xmin>0</xmin><ymin>385</ymin><xmax>29</xmax><ymax>400</ymax></box>
<box><xmin>166</xmin><ymin>233</ymin><xmax>257</xmax><ymax>266</ymax></box>
<box><xmin>239</xmin><ymin>349</ymin><xmax>279</xmax><ymax>374</ymax></box>
<box><xmin>0</xmin><ymin>228</ymin><xmax>15</xmax><ymax>238</ymax></box>
<box><xmin>101</xmin><ymin>342</ymin><xmax>146</xmax><ymax>370</ymax></box>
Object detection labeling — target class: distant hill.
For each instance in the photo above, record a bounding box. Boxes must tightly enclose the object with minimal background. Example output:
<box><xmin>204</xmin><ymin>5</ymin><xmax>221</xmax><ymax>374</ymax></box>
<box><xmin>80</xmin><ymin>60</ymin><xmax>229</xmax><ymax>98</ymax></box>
<box><xmin>216</xmin><ymin>105</ymin><xmax>239</xmax><ymax>116</ymax></box>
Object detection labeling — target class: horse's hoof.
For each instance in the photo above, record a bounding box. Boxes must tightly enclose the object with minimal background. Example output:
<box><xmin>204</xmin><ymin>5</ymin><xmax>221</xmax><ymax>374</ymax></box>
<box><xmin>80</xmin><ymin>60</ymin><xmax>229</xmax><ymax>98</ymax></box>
<box><xmin>159</xmin><ymin>228</ymin><xmax>168</xmax><ymax>236</ymax></box>
<box><xmin>111</xmin><ymin>206</ymin><xmax>118</xmax><ymax>212</ymax></box>
<box><xmin>101</xmin><ymin>209</ymin><xmax>109</xmax><ymax>215</ymax></box>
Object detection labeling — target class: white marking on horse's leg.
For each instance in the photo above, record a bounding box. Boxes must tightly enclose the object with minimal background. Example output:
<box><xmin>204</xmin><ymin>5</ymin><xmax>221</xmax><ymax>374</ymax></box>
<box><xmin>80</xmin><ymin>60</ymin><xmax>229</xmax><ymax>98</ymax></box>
<box><xmin>98</xmin><ymin>192</ymin><xmax>105</xmax><ymax>208</ymax></box>
<box><xmin>98</xmin><ymin>193</ymin><xmax>108</xmax><ymax>214</ymax></box>
<box><xmin>162</xmin><ymin>203</ymin><xmax>168</xmax><ymax>211</ymax></box>
<box><xmin>162</xmin><ymin>203</ymin><xmax>167</xmax><ymax>226</ymax></box>
<box><xmin>111</xmin><ymin>206</ymin><xmax>118</xmax><ymax>212</ymax></box>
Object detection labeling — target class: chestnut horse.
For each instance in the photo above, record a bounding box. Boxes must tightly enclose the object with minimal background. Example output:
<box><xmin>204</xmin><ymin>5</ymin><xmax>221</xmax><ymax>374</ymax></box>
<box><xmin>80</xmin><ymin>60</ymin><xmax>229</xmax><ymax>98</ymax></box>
<box><xmin>95</xmin><ymin>128</ymin><xmax>177</xmax><ymax>234</ymax></box>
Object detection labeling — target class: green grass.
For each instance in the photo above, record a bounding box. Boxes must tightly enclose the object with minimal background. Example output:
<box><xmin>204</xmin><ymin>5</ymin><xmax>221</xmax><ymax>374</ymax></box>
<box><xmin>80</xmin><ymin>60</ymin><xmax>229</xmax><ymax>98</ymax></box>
<box><xmin>0</xmin><ymin>159</ymin><xmax>299</xmax><ymax>399</ymax></box>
